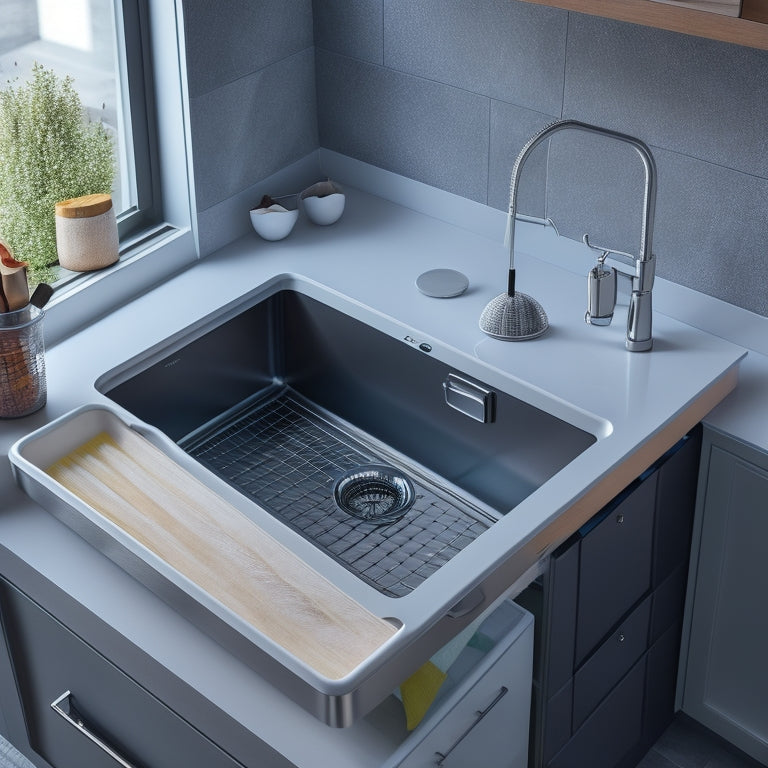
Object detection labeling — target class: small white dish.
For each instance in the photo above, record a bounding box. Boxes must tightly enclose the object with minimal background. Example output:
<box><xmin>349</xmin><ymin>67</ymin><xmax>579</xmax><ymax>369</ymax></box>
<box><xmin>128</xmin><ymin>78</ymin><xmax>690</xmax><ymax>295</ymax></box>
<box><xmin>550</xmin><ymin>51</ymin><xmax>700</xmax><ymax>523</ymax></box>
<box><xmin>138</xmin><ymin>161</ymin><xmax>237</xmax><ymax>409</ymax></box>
<box><xmin>249</xmin><ymin>195</ymin><xmax>298</xmax><ymax>241</ymax></box>
<box><xmin>300</xmin><ymin>180</ymin><xmax>345</xmax><ymax>226</ymax></box>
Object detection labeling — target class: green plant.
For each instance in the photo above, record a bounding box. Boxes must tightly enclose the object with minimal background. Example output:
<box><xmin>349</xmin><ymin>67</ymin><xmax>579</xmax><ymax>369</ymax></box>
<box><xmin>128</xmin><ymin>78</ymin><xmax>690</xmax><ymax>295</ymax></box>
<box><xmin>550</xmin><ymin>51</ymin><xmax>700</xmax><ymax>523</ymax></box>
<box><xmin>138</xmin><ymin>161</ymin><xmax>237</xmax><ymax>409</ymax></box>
<box><xmin>0</xmin><ymin>63</ymin><xmax>115</xmax><ymax>285</ymax></box>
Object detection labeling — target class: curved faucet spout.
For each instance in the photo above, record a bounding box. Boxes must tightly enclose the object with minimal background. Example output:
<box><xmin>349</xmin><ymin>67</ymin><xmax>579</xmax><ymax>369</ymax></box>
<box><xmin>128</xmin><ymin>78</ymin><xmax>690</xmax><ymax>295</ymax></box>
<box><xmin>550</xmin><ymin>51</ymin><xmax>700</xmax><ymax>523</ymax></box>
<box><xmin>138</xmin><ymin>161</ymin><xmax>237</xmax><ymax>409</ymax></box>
<box><xmin>506</xmin><ymin>119</ymin><xmax>657</xmax><ymax>352</ymax></box>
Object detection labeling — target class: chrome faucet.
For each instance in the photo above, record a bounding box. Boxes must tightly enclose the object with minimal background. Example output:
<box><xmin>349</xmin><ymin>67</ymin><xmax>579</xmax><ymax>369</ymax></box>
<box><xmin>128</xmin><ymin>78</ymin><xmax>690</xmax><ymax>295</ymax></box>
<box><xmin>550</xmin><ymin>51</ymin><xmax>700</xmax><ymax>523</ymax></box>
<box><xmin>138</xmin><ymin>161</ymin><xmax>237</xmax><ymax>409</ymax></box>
<box><xmin>507</xmin><ymin>119</ymin><xmax>657</xmax><ymax>352</ymax></box>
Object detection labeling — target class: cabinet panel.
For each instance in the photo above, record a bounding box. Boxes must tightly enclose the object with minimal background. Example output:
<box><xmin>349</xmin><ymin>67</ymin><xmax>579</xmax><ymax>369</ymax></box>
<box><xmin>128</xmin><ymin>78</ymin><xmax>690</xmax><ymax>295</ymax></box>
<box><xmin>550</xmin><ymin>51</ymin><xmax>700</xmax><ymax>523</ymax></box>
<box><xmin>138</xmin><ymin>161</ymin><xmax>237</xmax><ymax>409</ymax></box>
<box><xmin>652</xmin><ymin>428</ymin><xmax>701</xmax><ymax>587</ymax></box>
<box><xmin>683</xmin><ymin>440</ymin><xmax>768</xmax><ymax>765</ymax></box>
<box><xmin>527</xmin><ymin>429</ymin><xmax>700</xmax><ymax>768</ymax></box>
<box><xmin>0</xmin><ymin>580</ymin><xmax>245</xmax><ymax>768</ymax></box>
<box><xmin>548</xmin><ymin>658</ymin><xmax>646</xmax><ymax>768</ymax></box>
<box><xmin>576</xmin><ymin>474</ymin><xmax>656</xmax><ymax>664</ymax></box>
<box><xmin>650</xmin><ymin>564</ymin><xmax>686</xmax><ymax>644</ymax></box>
<box><xmin>572</xmin><ymin>595</ymin><xmax>651</xmax><ymax>731</ymax></box>
<box><xmin>542</xmin><ymin>681</ymin><xmax>572</xmax><ymax>766</ymax></box>
<box><xmin>643</xmin><ymin>621</ymin><xmax>682</xmax><ymax>749</ymax></box>
<box><xmin>545</xmin><ymin>544</ymin><xmax>579</xmax><ymax>694</ymax></box>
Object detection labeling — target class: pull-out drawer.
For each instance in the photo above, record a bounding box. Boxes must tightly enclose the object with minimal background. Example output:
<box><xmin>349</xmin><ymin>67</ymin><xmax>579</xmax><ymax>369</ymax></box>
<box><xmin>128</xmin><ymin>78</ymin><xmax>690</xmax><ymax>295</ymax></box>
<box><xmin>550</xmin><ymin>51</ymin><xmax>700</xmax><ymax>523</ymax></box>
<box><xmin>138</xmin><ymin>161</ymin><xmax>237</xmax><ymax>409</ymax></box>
<box><xmin>0</xmin><ymin>578</ymin><xmax>247</xmax><ymax>768</ymax></box>
<box><xmin>576</xmin><ymin>472</ymin><xmax>656</xmax><ymax>664</ymax></box>
<box><xmin>391</xmin><ymin>604</ymin><xmax>534</xmax><ymax>767</ymax></box>
<box><xmin>572</xmin><ymin>594</ymin><xmax>651</xmax><ymax>731</ymax></box>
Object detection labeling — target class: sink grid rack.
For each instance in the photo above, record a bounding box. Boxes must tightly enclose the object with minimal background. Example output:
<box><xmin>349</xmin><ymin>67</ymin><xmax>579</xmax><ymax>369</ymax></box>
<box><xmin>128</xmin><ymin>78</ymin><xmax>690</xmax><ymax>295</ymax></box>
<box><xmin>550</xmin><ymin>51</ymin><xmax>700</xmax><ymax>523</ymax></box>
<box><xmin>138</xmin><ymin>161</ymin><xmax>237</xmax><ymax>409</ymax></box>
<box><xmin>182</xmin><ymin>389</ymin><xmax>492</xmax><ymax>598</ymax></box>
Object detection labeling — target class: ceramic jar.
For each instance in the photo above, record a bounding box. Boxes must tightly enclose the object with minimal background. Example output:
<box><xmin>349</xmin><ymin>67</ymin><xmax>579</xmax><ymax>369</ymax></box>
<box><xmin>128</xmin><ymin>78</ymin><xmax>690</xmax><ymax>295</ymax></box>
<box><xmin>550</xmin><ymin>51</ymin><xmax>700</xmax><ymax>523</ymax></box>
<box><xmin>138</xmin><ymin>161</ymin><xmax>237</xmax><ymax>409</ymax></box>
<box><xmin>55</xmin><ymin>193</ymin><xmax>119</xmax><ymax>272</ymax></box>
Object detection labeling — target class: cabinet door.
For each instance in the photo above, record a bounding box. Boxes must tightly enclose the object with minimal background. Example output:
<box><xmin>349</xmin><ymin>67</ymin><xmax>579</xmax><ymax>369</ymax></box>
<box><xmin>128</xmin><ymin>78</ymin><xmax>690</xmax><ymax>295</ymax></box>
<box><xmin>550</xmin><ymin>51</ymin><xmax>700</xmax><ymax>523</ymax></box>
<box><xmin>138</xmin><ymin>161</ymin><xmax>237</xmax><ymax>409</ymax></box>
<box><xmin>682</xmin><ymin>439</ymin><xmax>768</xmax><ymax>766</ymax></box>
<box><xmin>575</xmin><ymin>474</ymin><xmax>656</xmax><ymax>664</ymax></box>
<box><xmin>0</xmin><ymin>580</ymin><xmax>246</xmax><ymax>768</ymax></box>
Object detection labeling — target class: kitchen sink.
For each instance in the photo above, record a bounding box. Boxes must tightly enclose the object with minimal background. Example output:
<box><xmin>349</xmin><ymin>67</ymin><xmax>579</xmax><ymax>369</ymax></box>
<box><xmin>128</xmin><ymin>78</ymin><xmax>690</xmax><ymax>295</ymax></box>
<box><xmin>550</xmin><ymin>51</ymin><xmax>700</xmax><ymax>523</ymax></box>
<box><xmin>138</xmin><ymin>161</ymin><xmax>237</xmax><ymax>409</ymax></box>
<box><xmin>12</xmin><ymin>279</ymin><xmax>600</xmax><ymax>726</ymax></box>
<box><xmin>98</xmin><ymin>287</ymin><xmax>596</xmax><ymax>598</ymax></box>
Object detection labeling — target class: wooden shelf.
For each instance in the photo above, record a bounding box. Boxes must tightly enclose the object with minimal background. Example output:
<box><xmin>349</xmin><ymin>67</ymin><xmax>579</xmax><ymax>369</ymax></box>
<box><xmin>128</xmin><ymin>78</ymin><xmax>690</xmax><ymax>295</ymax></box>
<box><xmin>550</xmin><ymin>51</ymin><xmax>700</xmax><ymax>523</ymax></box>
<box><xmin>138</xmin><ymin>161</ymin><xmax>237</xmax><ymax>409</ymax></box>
<box><xmin>520</xmin><ymin>0</ymin><xmax>768</xmax><ymax>49</ymax></box>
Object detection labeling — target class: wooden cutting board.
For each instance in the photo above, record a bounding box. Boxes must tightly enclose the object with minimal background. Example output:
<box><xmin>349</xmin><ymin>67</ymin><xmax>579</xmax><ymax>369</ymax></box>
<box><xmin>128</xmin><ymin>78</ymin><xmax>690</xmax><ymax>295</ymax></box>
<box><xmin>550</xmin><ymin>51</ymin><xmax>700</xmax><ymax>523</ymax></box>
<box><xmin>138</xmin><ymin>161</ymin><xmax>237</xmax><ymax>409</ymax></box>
<box><xmin>46</xmin><ymin>423</ymin><xmax>397</xmax><ymax>680</ymax></box>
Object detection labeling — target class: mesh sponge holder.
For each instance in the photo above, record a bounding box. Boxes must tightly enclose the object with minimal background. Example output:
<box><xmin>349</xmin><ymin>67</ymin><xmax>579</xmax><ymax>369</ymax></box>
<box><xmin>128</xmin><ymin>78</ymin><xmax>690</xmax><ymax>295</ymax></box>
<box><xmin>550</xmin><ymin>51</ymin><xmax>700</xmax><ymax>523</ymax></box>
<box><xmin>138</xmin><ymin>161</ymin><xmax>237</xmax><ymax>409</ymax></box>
<box><xmin>479</xmin><ymin>268</ymin><xmax>549</xmax><ymax>341</ymax></box>
<box><xmin>480</xmin><ymin>124</ymin><xmax>552</xmax><ymax>341</ymax></box>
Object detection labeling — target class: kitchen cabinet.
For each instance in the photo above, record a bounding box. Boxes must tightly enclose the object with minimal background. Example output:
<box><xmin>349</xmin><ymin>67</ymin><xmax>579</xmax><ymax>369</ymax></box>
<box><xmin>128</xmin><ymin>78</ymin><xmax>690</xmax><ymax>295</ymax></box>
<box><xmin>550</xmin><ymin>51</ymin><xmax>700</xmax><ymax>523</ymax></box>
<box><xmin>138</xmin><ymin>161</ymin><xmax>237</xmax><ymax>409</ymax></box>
<box><xmin>0</xmin><ymin>573</ymin><xmax>533</xmax><ymax>768</ymax></box>
<box><xmin>519</xmin><ymin>0</ymin><xmax>768</xmax><ymax>50</ymax></box>
<box><xmin>680</xmin><ymin>428</ymin><xmax>768</xmax><ymax>766</ymax></box>
<box><xmin>517</xmin><ymin>426</ymin><xmax>702</xmax><ymax>768</ymax></box>
<box><xmin>0</xmin><ymin>578</ymin><xmax>250</xmax><ymax>768</ymax></box>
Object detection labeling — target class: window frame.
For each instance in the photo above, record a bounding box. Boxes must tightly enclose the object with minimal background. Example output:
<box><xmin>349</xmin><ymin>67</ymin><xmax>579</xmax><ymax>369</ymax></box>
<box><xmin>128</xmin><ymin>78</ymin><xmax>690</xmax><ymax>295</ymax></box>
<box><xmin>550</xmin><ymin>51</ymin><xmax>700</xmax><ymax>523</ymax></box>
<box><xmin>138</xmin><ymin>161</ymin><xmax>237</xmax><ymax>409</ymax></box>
<box><xmin>43</xmin><ymin>0</ymin><xmax>197</xmax><ymax>347</ymax></box>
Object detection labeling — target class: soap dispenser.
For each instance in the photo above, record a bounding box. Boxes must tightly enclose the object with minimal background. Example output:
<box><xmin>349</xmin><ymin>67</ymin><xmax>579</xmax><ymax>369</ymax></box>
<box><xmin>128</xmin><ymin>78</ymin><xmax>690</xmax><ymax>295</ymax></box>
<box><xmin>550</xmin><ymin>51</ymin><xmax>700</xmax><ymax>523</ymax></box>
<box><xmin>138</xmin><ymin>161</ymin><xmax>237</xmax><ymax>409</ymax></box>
<box><xmin>585</xmin><ymin>250</ymin><xmax>617</xmax><ymax>326</ymax></box>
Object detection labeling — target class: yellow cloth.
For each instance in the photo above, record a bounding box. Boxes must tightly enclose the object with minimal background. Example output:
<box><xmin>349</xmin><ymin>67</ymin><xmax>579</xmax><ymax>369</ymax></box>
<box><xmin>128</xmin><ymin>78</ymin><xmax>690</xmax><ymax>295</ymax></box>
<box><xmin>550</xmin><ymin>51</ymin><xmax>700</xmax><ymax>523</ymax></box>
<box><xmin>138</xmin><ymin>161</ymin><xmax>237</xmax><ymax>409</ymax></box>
<box><xmin>399</xmin><ymin>660</ymin><xmax>447</xmax><ymax>731</ymax></box>
<box><xmin>397</xmin><ymin>609</ymin><xmax>493</xmax><ymax>730</ymax></box>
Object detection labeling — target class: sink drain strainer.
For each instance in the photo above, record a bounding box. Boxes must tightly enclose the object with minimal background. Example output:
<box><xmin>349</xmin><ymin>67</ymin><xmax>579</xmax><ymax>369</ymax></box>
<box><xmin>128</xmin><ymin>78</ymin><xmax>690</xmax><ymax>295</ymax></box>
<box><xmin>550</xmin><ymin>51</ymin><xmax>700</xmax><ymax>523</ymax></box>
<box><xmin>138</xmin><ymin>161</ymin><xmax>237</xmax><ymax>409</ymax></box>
<box><xmin>333</xmin><ymin>465</ymin><xmax>415</xmax><ymax>525</ymax></box>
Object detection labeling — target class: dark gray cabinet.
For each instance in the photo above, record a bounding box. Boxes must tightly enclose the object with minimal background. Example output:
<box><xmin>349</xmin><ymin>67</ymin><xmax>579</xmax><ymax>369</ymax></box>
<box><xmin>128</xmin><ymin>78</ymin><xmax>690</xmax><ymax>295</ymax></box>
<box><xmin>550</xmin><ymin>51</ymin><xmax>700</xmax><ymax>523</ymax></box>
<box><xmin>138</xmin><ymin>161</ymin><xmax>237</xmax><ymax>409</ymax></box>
<box><xmin>518</xmin><ymin>426</ymin><xmax>702</xmax><ymax>768</ymax></box>
<box><xmin>0</xmin><ymin>578</ymin><xmax>247</xmax><ymax>768</ymax></box>
<box><xmin>0</xmin><ymin>571</ymin><xmax>534</xmax><ymax>768</ymax></box>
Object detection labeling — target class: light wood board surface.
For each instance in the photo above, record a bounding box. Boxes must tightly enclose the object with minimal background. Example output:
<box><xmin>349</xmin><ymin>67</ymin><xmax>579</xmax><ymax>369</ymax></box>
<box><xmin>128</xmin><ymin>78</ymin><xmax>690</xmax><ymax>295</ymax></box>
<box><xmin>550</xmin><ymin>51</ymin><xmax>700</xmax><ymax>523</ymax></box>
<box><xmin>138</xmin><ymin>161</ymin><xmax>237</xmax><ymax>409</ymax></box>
<box><xmin>649</xmin><ymin>0</ymin><xmax>740</xmax><ymax>17</ymax></box>
<box><xmin>520</xmin><ymin>0</ymin><xmax>768</xmax><ymax>50</ymax></box>
<box><xmin>46</xmin><ymin>424</ymin><xmax>397</xmax><ymax>680</ymax></box>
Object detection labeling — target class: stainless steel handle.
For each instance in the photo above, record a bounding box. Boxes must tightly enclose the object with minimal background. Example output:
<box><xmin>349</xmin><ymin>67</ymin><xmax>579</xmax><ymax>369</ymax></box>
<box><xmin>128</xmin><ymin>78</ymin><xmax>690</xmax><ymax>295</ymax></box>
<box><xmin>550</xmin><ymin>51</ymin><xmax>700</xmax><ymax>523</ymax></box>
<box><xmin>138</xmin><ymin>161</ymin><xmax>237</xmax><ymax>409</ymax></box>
<box><xmin>434</xmin><ymin>687</ymin><xmax>509</xmax><ymax>765</ymax></box>
<box><xmin>51</xmin><ymin>691</ymin><xmax>137</xmax><ymax>768</ymax></box>
<box><xmin>443</xmin><ymin>374</ymin><xmax>495</xmax><ymax>423</ymax></box>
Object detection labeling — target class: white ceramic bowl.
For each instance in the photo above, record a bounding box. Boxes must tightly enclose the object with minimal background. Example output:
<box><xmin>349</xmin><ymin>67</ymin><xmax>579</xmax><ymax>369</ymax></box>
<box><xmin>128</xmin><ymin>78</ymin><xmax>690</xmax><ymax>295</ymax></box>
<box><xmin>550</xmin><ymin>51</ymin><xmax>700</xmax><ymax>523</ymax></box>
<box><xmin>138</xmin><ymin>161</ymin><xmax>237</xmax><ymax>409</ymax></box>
<box><xmin>249</xmin><ymin>200</ymin><xmax>299</xmax><ymax>241</ymax></box>
<box><xmin>300</xmin><ymin>181</ymin><xmax>345</xmax><ymax>226</ymax></box>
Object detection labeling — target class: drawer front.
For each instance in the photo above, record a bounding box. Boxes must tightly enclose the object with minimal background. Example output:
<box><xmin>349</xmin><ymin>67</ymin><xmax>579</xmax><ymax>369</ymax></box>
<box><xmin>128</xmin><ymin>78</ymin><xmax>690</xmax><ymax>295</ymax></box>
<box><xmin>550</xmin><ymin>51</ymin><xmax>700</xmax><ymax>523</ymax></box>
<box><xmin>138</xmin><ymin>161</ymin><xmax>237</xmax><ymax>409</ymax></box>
<box><xmin>548</xmin><ymin>656</ymin><xmax>646</xmax><ymax>768</ymax></box>
<box><xmin>397</xmin><ymin>618</ymin><xmax>533</xmax><ymax>768</ymax></box>
<box><xmin>1</xmin><ymin>581</ymin><xmax>243</xmax><ymax>768</ymax></box>
<box><xmin>572</xmin><ymin>594</ymin><xmax>651</xmax><ymax>731</ymax></box>
<box><xmin>576</xmin><ymin>473</ymin><xmax>656</xmax><ymax>664</ymax></box>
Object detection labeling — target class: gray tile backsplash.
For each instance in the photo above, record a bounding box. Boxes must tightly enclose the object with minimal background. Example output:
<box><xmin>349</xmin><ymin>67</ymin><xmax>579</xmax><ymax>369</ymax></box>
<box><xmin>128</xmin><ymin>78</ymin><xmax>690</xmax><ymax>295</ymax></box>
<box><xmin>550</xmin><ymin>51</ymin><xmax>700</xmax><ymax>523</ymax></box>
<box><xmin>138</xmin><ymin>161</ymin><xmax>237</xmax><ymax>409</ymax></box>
<box><xmin>488</xmin><ymin>101</ymin><xmax>556</xmax><ymax>216</ymax></box>
<box><xmin>312</xmin><ymin>0</ymin><xmax>383</xmax><ymax>64</ymax></box>
<box><xmin>383</xmin><ymin>0</ymin><xmax>568</xmax><ymax>116</ymax></box>
<box><xmin>183</xmin><ymin>0</ymin><xmax>768</xmax><ymax>317</ymax></box>
<box><xmin>183</xmin><ymin>0</ymin><xmax>314</xmax><ymax>98</ymax></box>
<box><xmin>563</xmin><ymin>16</ymin><xmax>768</xmax><ymax>178</ymax></box>
<box><xmin>189</xmin><ymin>48</ymin><xmax>318</xmax><ymax>213</ymax></box>
<box><xmin>316</xmin><ymin>50</ymin><xmax>490</xmax><ymax>202</ymax></box>
<box><xmin>545</xmin><ymin>133</ymin><xmax>648</xmax><ymax>257</ymax></box>
<box><xmin>654</xmin><ymin>149</ymin><xmax>768</xmax><ymax>316</ymax></box>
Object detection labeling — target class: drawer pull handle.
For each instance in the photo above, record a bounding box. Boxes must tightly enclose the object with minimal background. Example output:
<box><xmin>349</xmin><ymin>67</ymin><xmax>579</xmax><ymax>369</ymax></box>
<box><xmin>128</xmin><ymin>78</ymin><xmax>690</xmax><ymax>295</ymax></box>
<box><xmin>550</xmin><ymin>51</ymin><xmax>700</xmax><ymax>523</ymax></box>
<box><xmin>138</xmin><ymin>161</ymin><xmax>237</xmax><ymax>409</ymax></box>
<box><xmin>434</xmin><ymin>686</ymin><xmax>508</xmax><ymax>766</ymax></box>
<box><xmin>51</xmin><ymin>691</ymin><xmax>137</xmax><ymax>768</ymax></box>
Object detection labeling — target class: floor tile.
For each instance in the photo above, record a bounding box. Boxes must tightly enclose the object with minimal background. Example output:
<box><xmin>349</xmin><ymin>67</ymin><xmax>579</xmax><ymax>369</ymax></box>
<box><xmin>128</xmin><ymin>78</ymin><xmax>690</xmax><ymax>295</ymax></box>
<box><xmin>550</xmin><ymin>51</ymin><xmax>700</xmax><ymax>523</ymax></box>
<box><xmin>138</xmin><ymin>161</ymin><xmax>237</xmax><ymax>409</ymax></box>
<box><xmin>637</xmin><ymin>748</ymin><xmax>683</xmax><ymax>768</ymax></box>
<box><xmin>654</xmin><ymin>716</ymin><xmax>765</xmax><ymax>768</ymax></box>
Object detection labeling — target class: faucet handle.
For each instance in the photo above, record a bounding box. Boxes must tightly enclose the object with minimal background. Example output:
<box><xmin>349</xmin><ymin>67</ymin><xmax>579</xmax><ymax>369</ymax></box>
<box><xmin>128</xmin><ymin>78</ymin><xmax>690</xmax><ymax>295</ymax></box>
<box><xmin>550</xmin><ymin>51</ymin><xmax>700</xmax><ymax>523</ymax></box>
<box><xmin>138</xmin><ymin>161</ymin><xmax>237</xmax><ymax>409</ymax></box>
<box><xmin>582</xmin><ymin>234</ymin><xmax>635</xmax><ymax>268</ymax></box>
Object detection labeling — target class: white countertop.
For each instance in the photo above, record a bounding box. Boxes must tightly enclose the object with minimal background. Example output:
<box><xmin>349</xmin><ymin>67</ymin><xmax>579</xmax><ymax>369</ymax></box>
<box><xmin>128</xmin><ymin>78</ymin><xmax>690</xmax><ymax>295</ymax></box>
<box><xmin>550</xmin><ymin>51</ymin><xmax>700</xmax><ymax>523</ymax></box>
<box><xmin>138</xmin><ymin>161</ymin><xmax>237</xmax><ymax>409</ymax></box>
<box><xmin>0</xmin><ymin>179</ymin><xmax>753</xmax><ymax>764</ymax></box>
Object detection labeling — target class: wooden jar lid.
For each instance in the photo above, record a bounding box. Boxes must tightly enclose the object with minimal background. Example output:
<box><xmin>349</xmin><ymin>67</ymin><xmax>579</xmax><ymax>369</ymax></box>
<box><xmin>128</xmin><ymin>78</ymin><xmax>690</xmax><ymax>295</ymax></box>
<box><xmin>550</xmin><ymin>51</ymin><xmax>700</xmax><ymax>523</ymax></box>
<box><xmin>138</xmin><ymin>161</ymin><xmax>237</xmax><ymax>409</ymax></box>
<box><xmin>55</xmin><ymin>193</ymin><xmax>113</xmax><ymax>219</ymax></box>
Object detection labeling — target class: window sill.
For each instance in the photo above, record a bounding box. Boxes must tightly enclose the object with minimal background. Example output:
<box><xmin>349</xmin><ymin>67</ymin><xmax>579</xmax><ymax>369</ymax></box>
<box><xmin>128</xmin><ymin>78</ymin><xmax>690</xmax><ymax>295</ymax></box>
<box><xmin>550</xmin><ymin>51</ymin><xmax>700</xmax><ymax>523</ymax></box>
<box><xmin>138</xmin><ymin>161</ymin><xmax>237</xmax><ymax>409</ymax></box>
<box><xmin>43</xmin><ymin>223</ymin><xmax>196</xmax><ymax>348</ymax></box>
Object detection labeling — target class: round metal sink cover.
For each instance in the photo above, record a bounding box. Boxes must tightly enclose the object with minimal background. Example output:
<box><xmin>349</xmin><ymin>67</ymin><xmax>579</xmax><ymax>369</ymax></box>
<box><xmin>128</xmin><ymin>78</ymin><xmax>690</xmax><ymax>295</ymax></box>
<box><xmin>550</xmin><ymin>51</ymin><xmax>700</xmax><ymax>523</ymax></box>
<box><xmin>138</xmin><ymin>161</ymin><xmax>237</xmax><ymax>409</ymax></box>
<box><xmin>333</xmin><ymin>465</ymin><xmax>415</xmax><ymax>525</ymax></box>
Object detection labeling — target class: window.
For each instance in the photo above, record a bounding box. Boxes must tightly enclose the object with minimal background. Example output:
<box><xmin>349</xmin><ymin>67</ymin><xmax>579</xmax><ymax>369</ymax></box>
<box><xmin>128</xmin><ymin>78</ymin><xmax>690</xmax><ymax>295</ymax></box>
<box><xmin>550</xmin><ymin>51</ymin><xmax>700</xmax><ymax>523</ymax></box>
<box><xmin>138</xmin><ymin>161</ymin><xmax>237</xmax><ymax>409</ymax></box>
<box><xmin>0</xmin><ymin>0</ymin><xmax>195</xmax><ymax>344</ymax></box>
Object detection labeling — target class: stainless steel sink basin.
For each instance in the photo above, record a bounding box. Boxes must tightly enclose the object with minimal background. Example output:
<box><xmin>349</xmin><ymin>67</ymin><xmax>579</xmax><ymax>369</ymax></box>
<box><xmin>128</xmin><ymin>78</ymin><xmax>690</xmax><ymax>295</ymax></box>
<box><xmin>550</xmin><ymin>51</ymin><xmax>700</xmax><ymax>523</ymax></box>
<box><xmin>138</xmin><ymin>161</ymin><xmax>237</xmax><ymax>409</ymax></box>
<box><xmin>98</xmin><ymin>288</ymin><xmax>596</xmax><ymax>598</ymax></box>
